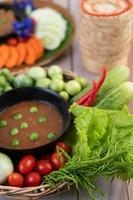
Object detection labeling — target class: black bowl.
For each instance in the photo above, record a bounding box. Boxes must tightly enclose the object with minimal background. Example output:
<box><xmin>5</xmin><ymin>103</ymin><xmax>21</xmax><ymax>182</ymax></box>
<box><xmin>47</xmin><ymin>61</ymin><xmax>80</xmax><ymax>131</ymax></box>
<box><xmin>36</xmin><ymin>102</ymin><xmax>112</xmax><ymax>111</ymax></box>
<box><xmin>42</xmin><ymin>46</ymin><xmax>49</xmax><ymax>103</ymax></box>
<box><xmin>0</xmin><ymin>87</ymin><xmax>71</xmax><ymax>158</ymax></box>
<box><xmin>0</xmin><ymin>3</ymin><xmax>27</xmax><ymax>39</ymax></box>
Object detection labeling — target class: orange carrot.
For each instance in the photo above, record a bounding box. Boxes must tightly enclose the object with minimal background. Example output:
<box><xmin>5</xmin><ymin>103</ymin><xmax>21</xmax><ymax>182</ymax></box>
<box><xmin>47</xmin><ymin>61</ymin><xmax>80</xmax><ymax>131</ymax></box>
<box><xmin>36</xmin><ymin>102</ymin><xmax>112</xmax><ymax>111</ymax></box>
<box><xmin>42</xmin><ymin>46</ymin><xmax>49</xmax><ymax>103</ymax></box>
<box><xmin>25</xmin><ymin>42</ymin><xmax>37</xmax><ymax>65</ymax></box>
<box><xmin>6</xmin><ymin>46</ymin><xmax>18</xmax><ymax>68</ymax></box>
<box><xmin>32</xmin><ymin>37</ymin><xmax>44</xmax><ymax>57</ymax></box>
<box><xmin>0</xmin><ymin>45</ymin><xmax>10</xmax><ymax>68</ymax></box>
<box><xmin>16</xmin><ymin>42</ymin><xmax>27</xmax><ymax>66</ymax></box>
<box><xmin>28</xmin><ymin>38</ymin><xmax>41</xmax><ymax>59</ymax></box>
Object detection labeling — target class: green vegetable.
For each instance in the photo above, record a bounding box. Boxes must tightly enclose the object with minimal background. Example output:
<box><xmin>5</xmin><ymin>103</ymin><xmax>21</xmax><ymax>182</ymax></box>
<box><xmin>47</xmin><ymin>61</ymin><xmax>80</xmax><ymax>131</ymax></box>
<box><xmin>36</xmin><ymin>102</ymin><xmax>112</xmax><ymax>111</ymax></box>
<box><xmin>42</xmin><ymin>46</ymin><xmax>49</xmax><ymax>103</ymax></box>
<box><xmin>14</xmin><ymin>113</ymin><xmax>22</xmax><ymax>120</ymax></box>
<box><xmin>0</xmin><ymin>120</ymin><xmax>7</xmax><ymax>128</ymax></box>
<box><xmin>70</xmin><ymin>104</ymin><xmax>108</xmax><ymax>157</ymax></box>
<box><xmin>96</xmin><ymin>66</ymin><xmax>129</xmax><ymax>103</ymax></box>
<box><xmin>2</xmin><ymin>69</ymin><xmax>15</xmax><ymax>83</ymax></box>
<box><xmin>10</xmin><ymin>128</ymin><xmax>19</xmax><ymax>136</ymax></box>
<box><xmin>30</xmin><ymin>132</ymin><xmax>39</xmax><ymax>141</ymax></box>
<box><xmin>6</xmin><ymin>74</ymin><xmax>15</xmax><ymax>83</ymax></box>
<box><xmin>0</xmin><ymin>152</ymin><xmax>14</xmax><ymax>184</ymax></box>
<box><xmin>20</xmin><ymin>122</ymin><xmax>29</xmax><ymax>129</ymax></box>
<box><xmin>30</xmin><ymin>106</ymin><xmax>38</xmax><ymax>113</ymax></box>
<box><xmin>38</xmin><ymin>116</ymin><xmax>47</xmax><ymax>123</ymax></box>
<box><xmin>51</xmin><ymin>74</ymin><xmax>63</xmax><ymax>81</ymax></box>
<box><xmin>13</xmin><ymin>74</ymin><xmax>33</xmax><ymax>88</ymax></box>
<box><xmin>0</xmin><ymin>75</ymin><xmax>7</xmax><ymax>87</ymax></box>
<box><xmin>49</xmin><ymin>80</ymin><xmax>64</xmax><ymax>92</ymax></box>
<box><xmin>27</xmin><ymin>66</ymin><xmax>46</xmax><ymax>80</ymax></box>
<box><xmin>70</xmin><ymin>66</ymin><xmax>129</xmax><ymax>104</ymax></box>
<box><xmin>11</xmin><ymin>139</ymin><xmax>20</xmax><ymax>147</ymax></box>
<box><xmin>65</xmin><ymin>80</ymin><xmax>81</xmax><ymax>96</ymax></box>
<box><xmin>35</xmin><ymin>78</ymin><xmax>51</xmax><ymax>88</ymax></box>
<box><xmin>59</xmin><ymin>91</ymin><xmax>69</xmax><ymax>101</ymax></box>
<box><xmin>96</xmin><ymin>82</ymin><xmax>133</xmax><ymax>110</ymax></box>
<box><xmin>47</xmin><ymin>132</ymin><xmax>56</xmax><ymax>140</ymax></box>
<box><xmin>48</xmin><ymin>65</ymin><xmax>62</xmax><ymax>77</ymax></box>
<box><xmin>1</xmin><ymin>68</ymin><xmax>10</xmax><ymax>76</ymax></box>
<box><xmin>4</xmin><ymin>85</ymin><xmax>13</xmax><ymax>92</ymax></box>
<box><xmin>44</xmin><ymin>104</ymin><xmax>133</xmax><ymax>199</ymax></box>
<box><xmin>75</xmin><ymin>76</ymin><xmax>88</xmax><ymax>88</ymax></box>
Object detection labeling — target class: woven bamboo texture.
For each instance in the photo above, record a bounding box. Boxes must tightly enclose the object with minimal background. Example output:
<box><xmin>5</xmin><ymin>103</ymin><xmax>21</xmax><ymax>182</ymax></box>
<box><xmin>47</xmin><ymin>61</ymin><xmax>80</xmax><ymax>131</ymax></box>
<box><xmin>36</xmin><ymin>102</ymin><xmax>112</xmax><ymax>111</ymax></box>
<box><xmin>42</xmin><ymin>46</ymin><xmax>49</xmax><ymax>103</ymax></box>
<box><xmin>0</xmin><ymin>68</ymin><xmax>75</xmax><ymax>200</ymax></box>
<box><xmin>80</xmin><ymin>0</ymin><xmax>133</xmax><ymax>73</ymax></box>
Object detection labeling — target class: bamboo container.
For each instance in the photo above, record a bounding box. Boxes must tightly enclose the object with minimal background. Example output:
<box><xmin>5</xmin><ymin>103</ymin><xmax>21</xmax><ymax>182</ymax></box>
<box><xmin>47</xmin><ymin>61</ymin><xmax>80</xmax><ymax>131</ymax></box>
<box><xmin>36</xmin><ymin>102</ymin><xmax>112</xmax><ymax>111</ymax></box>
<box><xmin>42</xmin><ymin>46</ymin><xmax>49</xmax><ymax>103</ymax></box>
<box><xmin>80</xmin><ymin>0</ymin><xmax>133</xmax><ymax>74</ymax></box>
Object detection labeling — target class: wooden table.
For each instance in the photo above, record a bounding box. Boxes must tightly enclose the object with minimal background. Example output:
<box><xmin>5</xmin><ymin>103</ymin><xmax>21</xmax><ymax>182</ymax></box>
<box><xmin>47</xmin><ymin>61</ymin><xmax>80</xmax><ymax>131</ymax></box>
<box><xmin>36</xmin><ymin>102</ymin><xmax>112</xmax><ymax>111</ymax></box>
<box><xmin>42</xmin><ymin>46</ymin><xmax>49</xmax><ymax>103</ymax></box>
<box><xmin>1</xmin><ymin>0</ymin><xmax>133</xmax><ymax>199</ymax></box>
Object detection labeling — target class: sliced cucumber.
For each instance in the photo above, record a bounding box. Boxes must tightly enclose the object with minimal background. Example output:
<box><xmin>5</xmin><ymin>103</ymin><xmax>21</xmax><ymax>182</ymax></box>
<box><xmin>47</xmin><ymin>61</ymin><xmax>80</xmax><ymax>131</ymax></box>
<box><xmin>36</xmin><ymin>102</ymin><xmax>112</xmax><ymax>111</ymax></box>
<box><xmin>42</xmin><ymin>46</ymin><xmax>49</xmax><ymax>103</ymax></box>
<box><xmin>31</xmin><ymin>7</ymin><xmax>67</xmax><ymax>50</ymax></box>
<box><xmin>31</xmin><ymin>8</ymin><xmax>67</xmax><ymax>26</ymax></box>
<box><xmin>36</xmin><ymin>24</ymin><xmax>66</xmax><ymax>41</ymax></box>
<box><xmin>37</xmin><ymin>18</ymin><xmax>67</xmax><ymax>31</ymax></box>
<box><xmin>36</xmin><ymin>31</ymin><xmax>61</xmax><ymax>50</ymax></box>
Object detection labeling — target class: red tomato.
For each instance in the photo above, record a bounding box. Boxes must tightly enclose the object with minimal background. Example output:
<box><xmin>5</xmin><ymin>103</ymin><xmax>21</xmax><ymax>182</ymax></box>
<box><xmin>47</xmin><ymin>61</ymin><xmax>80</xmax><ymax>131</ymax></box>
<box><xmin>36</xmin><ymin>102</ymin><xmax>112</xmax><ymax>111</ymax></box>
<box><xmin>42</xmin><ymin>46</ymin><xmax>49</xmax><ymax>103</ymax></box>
<box><xmin>25</xmin><ymin>172</ymin><xmax>41</xmax><ymax>187</ymax></box>
<box><xmin>35</xmin><ymin>160</ymin><xmax>53</xmax><ymax>175</ymax></box>
<box><xmin>8</xmin><ymin>173</ymin><xmax>24</xmax><ymax>187</ymax></box>
<box><xmin>56</xmin><ymin>142</ymin><xmax>71</xmax><ymax>154</ymax></box>
<box><xmin>7</xmin><ymin>38</ymin><xmax>18</xmax><ymax>46</ymax></box>
<box><xmin>18</xmin><ymin>155</ymin><xmax>36</xmax><ymax>175</ymax></box>
<box><xmin>41</xmin><ymin>154</ymin><xmax>51</xmax><ymax>162</ymax></box>
<box><xmin>50</xmin><ymin>152</ymin><xmax>67</xmax><ymax>170</ymax></box>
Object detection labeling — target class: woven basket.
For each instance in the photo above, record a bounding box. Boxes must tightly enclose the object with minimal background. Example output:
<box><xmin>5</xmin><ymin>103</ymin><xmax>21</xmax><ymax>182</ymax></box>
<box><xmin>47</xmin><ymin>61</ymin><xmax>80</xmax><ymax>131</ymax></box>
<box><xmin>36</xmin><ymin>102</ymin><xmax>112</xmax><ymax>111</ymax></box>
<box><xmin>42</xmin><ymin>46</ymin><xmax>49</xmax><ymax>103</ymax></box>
<box><xmin>0</xmin><ymin>68</ymin><xmax>75</xmax><ymax>200</ymax></box>
<box><xmin>80</xmin><ymin>0</ymin><xmax>133</xmax><ymax>73</ymax></box>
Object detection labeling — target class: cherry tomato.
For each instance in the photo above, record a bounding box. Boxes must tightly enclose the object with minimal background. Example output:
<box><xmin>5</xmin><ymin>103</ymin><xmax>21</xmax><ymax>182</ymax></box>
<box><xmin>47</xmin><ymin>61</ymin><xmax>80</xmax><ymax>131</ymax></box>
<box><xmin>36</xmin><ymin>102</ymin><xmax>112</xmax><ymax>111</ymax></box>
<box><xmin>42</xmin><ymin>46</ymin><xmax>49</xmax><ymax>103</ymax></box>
<box><xmin>56</xmin><ymin>142</ymin><xmax>71</xmax><ymax>154</ymax></box>
<box><xmin>7</xmin><ymin>38</ymin><xmax>18</xmax><ymax>46</ymax></box>
<box><xmin>25</xmin><ymin>172</ymin><xmax>41</xmax><ymax>187</ymax></box>
<box><xmin>8</xmin><ymin>173</ymin><xmax>24</xmax><ymax>187</ymax></box>
<box><xmin>18</xmin><ymin>155</ymin><xmax>36</xmax><ymax>175</ymax></box>
<box><xmin>41</xmin><ymin>154</ymin><xmax>51</xmax><ymax>162</ymax></box>
<box><xmin>50</xmin><ymin>152</ymin><xmax>67</xmax><ymax>170</ymax></box>
<box><xmin>35</xmin><ymin>160</ymin><xmax>53</xmax><ymax>175</ymax></box>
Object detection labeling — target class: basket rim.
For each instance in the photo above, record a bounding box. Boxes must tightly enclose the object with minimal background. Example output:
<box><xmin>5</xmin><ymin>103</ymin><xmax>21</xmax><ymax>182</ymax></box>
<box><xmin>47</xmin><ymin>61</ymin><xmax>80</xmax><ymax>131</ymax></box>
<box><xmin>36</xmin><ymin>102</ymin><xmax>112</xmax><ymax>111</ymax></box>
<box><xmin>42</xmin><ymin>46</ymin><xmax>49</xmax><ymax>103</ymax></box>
<box><xmin>81</xmin><ymin>0</ymin><xmax>133</xmax><ymax>17</ymax></box>
<box><xmin>0</xmin><ymin>182</ymin><xmax>73</xmax><ymax>199</ymax></box>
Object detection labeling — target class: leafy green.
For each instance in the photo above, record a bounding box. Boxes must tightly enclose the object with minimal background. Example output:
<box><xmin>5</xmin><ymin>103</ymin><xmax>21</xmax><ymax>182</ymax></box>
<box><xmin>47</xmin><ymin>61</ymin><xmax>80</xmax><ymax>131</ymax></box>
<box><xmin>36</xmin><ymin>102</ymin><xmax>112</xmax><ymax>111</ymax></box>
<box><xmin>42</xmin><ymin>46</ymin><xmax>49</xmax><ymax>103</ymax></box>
<box><xmin>96</xmin><ymin>82</ymin><xmax>133</xmax><ymax>110</ymax></box>
<box><xmin>44</xmin><ymin>104</ymin><xmax>133</xmax><ymax>199</ymax></box>
<box><xmin>95</xmin><ymin>66</ymin><xmax>129</xmax><ymax>103</ymax></box>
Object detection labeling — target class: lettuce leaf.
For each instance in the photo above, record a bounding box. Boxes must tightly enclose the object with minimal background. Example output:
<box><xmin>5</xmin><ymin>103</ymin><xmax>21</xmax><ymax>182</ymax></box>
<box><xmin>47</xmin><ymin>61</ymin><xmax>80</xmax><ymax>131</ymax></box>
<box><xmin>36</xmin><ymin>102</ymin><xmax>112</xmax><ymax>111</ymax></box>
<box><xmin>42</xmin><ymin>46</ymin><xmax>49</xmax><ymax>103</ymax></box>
<box><xmin>70</xmin><ymin>104</ymin><xmax>133</xmax><ymax>174</ymax></box>
<box><xmin>45</xmin><ymin>104</ymin><xmax>133</xmax><ymax>199</ymax></box>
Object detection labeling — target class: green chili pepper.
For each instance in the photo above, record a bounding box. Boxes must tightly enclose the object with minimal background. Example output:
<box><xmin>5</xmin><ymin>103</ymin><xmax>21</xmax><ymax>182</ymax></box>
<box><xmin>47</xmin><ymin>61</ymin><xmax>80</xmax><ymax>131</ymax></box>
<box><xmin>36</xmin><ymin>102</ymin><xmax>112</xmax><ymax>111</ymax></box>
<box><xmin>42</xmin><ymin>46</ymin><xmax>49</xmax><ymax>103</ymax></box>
<box><xmin>30</xmin><ymin>132</ymin><xmax>39</xmax><ymax>141</ymax></box>
<box><xmin>47</xmin><ymin>132</ymin><xmax>56</xmax><ymax>140</ymax></box>
<box><xmin>38</xmin><ymin>116</ymin><xmax>47</xmax><ymax>123</ymax></box>
<box><xmin>30</xmin><ymin>107</ymin><xmax>38</xmax><ymax>113</ymax></box>
<box><xmin>10</xmin><ymin>128</ymin><xmax>19</xmax><ymax>136</ymax></box>
<box><xmin>0</xmin><ymin>120</ymin><xmax>7</xmax><ymax>128</ymax></box>
<box><xmin>14</xmin><ymin>113</ymin><xmax>22</xmax><ymax>120</ymax></box>
<box><xmin>20</xmin><ymin>122</ymin><xmax>29</xmax><ymax>129</ymax></box>
<box><xmin>11</xmin><ymin>139</ymin><xmax>20</xmax><ymax>147</ymax></box>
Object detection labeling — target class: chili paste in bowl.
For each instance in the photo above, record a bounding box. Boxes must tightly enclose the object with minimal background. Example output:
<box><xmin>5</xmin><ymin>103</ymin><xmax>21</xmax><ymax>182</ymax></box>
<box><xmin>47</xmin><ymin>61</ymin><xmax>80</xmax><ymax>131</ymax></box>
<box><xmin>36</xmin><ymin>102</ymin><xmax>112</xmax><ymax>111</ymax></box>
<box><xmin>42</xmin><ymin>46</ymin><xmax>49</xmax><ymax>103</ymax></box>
<box><xmin>0</xmin><ymin>87</ymin><xmax>70</xmax><ymax>157</ymax></box>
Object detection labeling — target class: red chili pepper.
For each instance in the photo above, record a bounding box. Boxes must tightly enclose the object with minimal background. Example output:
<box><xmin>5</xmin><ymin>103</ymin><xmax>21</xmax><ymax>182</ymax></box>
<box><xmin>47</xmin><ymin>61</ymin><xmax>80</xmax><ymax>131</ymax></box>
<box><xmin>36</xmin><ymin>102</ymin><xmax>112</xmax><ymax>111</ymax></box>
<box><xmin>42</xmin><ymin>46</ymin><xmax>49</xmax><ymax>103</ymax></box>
<box><xmin>76</xmin><ymin>66</ymin><xmax>107</xmax><ymax>106</ymax></box>
<box><xmin>96</xmin><ymin>66</ymin><xmax>107</xmax><ymax>91</ymax></box>
<box><xmin>83</xmin><ymin>81</ymin><xmax>97</xmax><ymax>106</ymax></box>
<box><xmin>77</xmin><ymin>81</ymin><xmax>96</xmax><ymax>105</ymax></box>
<box><xmin>76</xmin><ymin>86</ymin><xmax>93</xmax><ymax>105</ymax></box>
